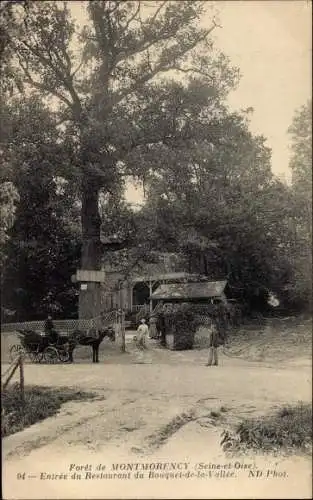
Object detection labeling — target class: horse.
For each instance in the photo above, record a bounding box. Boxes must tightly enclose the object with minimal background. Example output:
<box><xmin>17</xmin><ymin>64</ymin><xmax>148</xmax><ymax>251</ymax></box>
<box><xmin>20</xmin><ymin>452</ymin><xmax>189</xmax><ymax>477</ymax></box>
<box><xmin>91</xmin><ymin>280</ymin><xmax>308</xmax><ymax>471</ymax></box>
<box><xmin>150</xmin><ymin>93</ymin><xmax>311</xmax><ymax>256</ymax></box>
<box><xmin>68</xmin><ymin>327</ymin><xmax>115</xmax><ymax>363</ymax></box>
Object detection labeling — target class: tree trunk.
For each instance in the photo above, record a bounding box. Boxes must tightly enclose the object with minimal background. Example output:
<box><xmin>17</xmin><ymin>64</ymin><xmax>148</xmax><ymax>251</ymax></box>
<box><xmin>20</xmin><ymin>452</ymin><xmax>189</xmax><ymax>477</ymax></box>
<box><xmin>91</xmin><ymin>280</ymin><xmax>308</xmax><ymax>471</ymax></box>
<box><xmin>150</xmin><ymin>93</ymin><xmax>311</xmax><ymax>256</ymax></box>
<box><xmin>79</xmin><ymin>179</ymin><xmax>102</xmax><ymax>319</ymax></box>
<box><xmin>81</xmin><ymin>179</ymin><xmax>102</xmax><ymax>269</ymax></box>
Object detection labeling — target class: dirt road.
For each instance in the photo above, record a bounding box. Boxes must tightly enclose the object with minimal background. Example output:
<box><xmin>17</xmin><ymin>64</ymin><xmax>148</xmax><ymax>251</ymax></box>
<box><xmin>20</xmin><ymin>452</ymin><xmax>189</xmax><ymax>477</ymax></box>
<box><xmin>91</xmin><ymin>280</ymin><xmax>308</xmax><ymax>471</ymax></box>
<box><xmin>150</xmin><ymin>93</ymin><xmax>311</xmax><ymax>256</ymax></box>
<box><xmin>2</xmin><ymin>340</ymin><xmax>312</xmax><ymax>499</ymax></box>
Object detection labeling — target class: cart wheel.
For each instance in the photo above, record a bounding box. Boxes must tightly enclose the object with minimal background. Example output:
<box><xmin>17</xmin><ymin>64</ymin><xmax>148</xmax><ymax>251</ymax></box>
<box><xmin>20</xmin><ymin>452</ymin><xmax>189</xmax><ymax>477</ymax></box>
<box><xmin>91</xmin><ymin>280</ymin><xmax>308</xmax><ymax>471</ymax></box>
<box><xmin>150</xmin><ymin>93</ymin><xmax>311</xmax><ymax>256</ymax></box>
<box><xmin>28</xmin><ymin>350</ymin><xmax>44</xmax><ymax>363</ymax></box>
<box><xmin>43</xmin><ymin>346</ymin><xmax>59</xmax><ymax>364</ymax></box>
<box><xmin>9</xmin><ymin>344</ymin><xmax>25</xmax><ymax>361</ymax></box>
<box><xmin>58</xmin><ymin>349</ymin><xmax>70</xmax><ymax>363</ymax></box>
<box><xmin>28</xmin><ymin>350</ymin><xmax>37</xmax><ymax>363</ymax></box>
<box><xmin>35</xmin><ymin>351</ymin><xmax>44</xmax><ymax>363</ymax></box>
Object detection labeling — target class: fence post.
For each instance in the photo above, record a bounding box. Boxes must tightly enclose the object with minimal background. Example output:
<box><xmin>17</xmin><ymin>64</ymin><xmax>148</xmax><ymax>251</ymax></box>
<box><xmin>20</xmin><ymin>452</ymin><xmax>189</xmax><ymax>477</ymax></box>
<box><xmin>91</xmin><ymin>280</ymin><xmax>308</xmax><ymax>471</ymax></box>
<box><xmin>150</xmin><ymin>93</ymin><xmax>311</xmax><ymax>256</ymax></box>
<box><xmin>120</xmin><ymin>309</ymin><xmax>126</xmax><ymax>353</ymax></box>
<box><xmin>2</xmin><ymin>358</ymin><xmax>20</xmax><ymax>390</ymax></box>
<box><xmin>19</xmin><ymin>354</ymin><xmax>25</xmax><ymax>406</ymax></box>
<box><xmin>118</xmin><ymin>281</ymin><xmax>126</xmax><ymax>353</ymax></box>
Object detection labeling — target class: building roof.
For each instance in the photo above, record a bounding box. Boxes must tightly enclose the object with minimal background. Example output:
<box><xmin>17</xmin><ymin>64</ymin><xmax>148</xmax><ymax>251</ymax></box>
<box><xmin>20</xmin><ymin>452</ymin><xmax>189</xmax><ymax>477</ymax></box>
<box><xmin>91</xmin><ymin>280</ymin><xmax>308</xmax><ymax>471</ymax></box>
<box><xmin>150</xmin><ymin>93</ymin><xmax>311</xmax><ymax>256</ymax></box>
<box><xmin>150</xmin><ymin>281</ymin><xmax>227</xmax><ymax>300</ymax></box>
<box><xmin>132</xmin><ymin>272</ymin><xmax>206</xmax><ymax>284</ymax></box>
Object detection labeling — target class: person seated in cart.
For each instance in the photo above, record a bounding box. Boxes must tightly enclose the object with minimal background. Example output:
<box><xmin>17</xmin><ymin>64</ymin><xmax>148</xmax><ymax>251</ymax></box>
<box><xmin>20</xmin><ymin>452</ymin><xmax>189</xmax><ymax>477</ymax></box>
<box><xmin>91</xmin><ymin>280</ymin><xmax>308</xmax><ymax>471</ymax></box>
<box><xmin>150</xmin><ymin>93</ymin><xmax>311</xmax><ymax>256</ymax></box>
<box><xmin>44</xmin><ymin>315</ymin><xmax>59</xmax><ymax>345</ymax></box>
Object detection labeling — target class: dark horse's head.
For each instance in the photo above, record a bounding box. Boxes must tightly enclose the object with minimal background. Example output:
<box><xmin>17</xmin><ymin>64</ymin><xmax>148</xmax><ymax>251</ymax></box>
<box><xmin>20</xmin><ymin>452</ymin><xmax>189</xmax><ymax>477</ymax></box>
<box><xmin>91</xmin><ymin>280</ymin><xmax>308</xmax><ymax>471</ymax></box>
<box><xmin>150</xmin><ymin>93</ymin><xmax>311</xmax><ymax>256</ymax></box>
<box><xmin>69</xmin><ymin>326</ymin><xmax>115</xmax><ymax>344</ymax></box>
<box><xmin>100</xmin><ymin>326</ymin><xmax>115</xmax><ymax>342</ymax></box>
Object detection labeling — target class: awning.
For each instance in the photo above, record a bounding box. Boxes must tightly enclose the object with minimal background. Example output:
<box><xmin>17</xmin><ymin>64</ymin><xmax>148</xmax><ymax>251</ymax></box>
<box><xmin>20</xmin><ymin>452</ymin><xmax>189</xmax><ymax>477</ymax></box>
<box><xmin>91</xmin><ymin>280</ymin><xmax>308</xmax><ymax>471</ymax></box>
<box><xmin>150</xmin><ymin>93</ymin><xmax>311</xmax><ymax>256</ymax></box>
<box><xmin>150</xmin><ymin>281</ymin><xmax>227</xmax><ymax>300</ymax></box>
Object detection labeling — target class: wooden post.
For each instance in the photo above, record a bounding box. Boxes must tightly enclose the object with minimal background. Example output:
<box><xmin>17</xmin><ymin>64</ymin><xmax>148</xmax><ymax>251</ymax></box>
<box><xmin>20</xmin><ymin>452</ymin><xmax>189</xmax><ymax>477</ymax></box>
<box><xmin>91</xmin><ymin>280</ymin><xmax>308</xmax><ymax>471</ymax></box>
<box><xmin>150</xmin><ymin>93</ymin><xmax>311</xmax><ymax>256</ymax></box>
<box><xmin>119</xmin><ymin>282</ymin><xmax>126</xmax><ymax>353</ymax></box>
<box><xmin>149</xmin><ymin>278</ymin><xmax>153</xmax><ymax>315</ymax></box>
<box><xmin>78</xmin><ymin>282</ymin><xmax>101</xmax><ymax>319</ymax></box>
<box><xmin>121</xmin><ymin>309</ymin><xmax>126</xmax><ymax>353</ymax></box>
<box><xmin>130</xmin><ymin>283</ymin><xmax>133</xmax><ymax>312</ymax></box>
<box><xmin>2</xmin><ymin>360</ymin><xmax>19</xmax><ymax>390</ymax></box>
<box><xmin>19</xmin><ymin>354</ymin><xmax>25</xmax><ymax>406</ymax></box>
<box><xmin>74</xmin><ymin>270</ymin><xmax>106</xmax><ymax>320</ymax></box>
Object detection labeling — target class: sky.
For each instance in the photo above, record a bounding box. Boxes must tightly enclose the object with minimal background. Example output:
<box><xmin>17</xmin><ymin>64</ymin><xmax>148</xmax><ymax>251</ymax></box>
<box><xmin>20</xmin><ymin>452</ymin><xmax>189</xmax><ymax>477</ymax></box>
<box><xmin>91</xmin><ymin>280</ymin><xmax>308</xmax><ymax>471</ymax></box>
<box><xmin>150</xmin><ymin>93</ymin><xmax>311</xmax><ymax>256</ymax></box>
<box><xmin>69</xmin><ymin>1</ymin><xmax>312</xmax><ymax>203</ymax></box>
<box><xmin>212</xmin><ymin>0</ymin><xmax>312</xmax><ymax>181</ymax></box>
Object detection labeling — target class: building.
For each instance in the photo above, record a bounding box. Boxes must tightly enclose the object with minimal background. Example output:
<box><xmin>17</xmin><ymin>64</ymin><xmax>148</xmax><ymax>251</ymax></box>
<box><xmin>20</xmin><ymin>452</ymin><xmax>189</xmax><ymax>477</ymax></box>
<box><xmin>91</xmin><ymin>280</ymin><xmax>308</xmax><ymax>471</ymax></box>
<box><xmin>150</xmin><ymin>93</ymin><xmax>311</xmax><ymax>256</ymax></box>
<box><xmin>75</xmin><ymin>251</ymin><xmax>229</xmax><ymax>320</ymax></box>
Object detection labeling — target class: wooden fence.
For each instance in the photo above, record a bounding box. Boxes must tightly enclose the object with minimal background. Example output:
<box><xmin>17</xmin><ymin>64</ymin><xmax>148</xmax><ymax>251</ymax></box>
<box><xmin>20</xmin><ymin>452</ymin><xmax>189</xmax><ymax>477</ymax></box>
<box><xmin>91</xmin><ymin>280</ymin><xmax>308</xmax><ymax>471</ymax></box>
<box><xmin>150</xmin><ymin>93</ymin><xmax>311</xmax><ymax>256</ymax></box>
<box><xmin>1</xmin><ymin>310</ymin><xmax>119</xmax><ymax>334</ymax></box>
<box><xmin>1</xmin><ymin>353</ymin><xmax>25</xmax><ymax>404</ymax></box>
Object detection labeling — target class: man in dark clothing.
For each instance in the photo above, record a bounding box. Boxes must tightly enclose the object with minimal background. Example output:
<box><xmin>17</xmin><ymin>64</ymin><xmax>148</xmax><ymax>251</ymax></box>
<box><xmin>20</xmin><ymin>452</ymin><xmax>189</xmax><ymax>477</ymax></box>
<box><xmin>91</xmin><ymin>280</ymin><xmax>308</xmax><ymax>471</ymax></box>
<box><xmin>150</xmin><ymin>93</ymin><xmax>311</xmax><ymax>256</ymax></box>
<box><xmin>157</xmin><ymin>313</ymin><xmax>167</xmax><ymax>347</ymax></box>
<box><xmin>206</xmin><ymin>320</ymin><xmax>219</xmax><ymax>366</ymax></box>
<box><xmin>44</xmin><ymin>315</ymin><xmax>58</xmax><ymax>344</ymax></box>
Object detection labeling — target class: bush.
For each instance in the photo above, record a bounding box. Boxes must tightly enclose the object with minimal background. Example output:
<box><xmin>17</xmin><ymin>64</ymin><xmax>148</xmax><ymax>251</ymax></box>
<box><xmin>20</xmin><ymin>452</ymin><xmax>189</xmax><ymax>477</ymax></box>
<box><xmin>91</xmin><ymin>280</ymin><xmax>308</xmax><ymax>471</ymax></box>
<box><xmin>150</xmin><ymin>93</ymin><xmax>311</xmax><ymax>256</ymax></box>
<box><xmin>221</xmin><ymin>403</ymin><xmax>312</xmax><ymax>455</ymax></box>
<box><xmin>163</xmin><ymin>303</ymin><xmax>201</xmax><ymax>350</ymax></box>
<box><xmin>2</xmin><ymin>384</ymin><xmax>94</xmax><ymax>437</ymax></box>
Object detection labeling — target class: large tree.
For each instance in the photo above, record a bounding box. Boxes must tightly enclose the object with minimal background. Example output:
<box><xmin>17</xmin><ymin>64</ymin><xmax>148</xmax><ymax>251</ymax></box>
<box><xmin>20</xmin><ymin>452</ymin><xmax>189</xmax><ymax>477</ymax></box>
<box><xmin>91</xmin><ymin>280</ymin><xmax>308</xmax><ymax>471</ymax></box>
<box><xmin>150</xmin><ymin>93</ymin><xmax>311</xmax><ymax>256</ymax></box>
<box><xmin>3</xmin><ymin>0</ymin><xmax>239</xmax><ymax>317</ymax></box>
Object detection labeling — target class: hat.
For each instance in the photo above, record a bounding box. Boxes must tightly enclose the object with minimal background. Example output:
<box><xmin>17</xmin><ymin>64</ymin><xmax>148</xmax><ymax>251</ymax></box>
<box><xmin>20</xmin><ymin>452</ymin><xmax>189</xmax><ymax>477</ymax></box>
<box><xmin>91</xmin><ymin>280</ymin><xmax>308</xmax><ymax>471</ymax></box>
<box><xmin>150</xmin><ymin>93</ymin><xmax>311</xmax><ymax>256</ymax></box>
<box><xmin>140</xmin><ymin>318</ymin><xmax>146</xmax><ymax>324</ymax></box>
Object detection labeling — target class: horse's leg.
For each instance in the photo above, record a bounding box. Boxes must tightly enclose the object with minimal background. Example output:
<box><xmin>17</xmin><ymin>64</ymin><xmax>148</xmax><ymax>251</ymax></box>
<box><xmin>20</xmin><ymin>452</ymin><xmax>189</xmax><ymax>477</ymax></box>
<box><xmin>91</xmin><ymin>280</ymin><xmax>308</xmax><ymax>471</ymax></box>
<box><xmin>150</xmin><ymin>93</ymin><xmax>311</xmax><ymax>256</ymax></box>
<box><xmin>68</xmin><ymin>342</ymin><xmax>75</xmax><ymax>363</ymax></box>
<box><xmin>93</xmin><ymin>342</ymin><xmax>100</xmax><ymax>363</ymax></box>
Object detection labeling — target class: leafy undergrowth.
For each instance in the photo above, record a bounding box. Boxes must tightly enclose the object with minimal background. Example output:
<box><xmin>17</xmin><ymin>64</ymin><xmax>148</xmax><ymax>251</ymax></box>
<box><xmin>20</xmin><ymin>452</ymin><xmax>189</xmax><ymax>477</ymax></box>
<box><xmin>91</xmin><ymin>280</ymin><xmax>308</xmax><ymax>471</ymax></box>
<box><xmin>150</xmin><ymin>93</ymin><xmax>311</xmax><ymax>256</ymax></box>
<box><xmin>2</xmin><ymin>384</ymin><xmax>95</xmax><ymax>437</ymax></box>
<box><xmin>221</xmin><ymin>403</ymin><xmax>312</xmax><ymax>456</ymax></box>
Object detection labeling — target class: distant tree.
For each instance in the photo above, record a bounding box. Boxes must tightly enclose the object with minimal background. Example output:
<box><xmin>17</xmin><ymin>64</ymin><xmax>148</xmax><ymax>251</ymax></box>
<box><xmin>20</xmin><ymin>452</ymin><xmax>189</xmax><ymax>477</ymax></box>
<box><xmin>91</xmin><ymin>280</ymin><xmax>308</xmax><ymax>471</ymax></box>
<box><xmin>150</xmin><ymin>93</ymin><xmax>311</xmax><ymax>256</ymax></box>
<box><xmin>288</xmin><ymin>100</ymin><xmax>312</xmax><ymax>226</ymax></box>
<box><xmin>285</xmin><ymin>100</ymin><xmax>312</xmax><ymax>309</ymax></box>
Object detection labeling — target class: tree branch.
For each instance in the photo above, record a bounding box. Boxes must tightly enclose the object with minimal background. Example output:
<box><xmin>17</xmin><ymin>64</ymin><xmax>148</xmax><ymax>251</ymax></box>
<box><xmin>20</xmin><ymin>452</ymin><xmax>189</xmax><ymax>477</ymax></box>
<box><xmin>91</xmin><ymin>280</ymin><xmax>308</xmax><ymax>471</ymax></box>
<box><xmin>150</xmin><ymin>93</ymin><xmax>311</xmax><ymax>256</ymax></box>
<box><xmin>71</xmin><ymin>58</ymin><xmax>84</xmax><ymax>78</ymax></box>
<box><xmin>148</xmin><ymin>1</ymin><xmax>168</xmax><ymax>25</ymax></box>
<box><xmin>119</xmin><ymin>1</ymin><xmax>141</xmax><ymax>35</ymax></box>
<box><xmin>171</xmin><ymin>65</ymin><xmax>215</xmax><ymax>81</ymax></box>
<box><xmin>112</xmin><ymin>23</ymin><xmax>218</xmax><ymax>107</ymax></box>
<box><xmin>17</xmin><ymin>38</ymin><xmax>82</xmax><ymax>115</ymax></box>
<box><xmin>20</xmin><ymin>39</ymin><xmax>65</xmax><ymax>82</ymax></box>
<box><xmin>16</xmin><ymin>52</ymin><xmax>73</xmax><ymax>107</ymax></box>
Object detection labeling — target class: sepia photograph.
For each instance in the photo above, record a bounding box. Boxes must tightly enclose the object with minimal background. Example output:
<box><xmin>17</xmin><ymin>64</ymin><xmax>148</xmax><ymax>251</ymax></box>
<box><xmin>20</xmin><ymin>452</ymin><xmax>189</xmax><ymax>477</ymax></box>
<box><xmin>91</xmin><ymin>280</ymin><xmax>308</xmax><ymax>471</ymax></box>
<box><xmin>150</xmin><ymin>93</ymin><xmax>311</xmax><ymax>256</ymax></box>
<box><xmin>1</xmin><ymin>1</ymin><xmax>312</xmax><ymax>499</ymax></box>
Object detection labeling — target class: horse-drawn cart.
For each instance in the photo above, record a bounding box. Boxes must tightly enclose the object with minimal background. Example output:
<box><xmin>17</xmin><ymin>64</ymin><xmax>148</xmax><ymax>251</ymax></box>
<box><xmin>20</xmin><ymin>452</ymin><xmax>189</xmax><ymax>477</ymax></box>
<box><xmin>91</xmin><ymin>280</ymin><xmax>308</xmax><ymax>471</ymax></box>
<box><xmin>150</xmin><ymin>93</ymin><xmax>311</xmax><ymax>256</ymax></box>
<box><xmin>10</xmin><ymin>330</ymin><xmax>70</xmax><ymax>364</ymax></box>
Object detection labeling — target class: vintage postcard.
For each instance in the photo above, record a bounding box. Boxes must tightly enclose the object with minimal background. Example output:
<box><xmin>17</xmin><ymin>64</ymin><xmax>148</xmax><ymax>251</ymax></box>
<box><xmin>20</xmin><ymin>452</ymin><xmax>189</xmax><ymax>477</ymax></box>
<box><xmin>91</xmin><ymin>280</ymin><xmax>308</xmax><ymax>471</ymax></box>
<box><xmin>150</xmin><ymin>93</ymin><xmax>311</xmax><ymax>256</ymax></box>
<box><xmin>1</xmin><ymin>1</ymin><xmax>312</xmax><ymax>499</ymax></box>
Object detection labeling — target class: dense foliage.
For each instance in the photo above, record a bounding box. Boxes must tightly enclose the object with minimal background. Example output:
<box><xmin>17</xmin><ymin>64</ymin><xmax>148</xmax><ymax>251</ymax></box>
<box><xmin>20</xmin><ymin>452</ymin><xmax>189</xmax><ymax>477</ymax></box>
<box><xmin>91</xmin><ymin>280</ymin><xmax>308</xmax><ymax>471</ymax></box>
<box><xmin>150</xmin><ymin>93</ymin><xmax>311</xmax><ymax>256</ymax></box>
<box><xmin>221</xmin><ymin>403</ymin><xmax>312</xmax><ymax>455</ymax></box>
<box><xmin>1</xmin><ymin>98</ymin><xmax>81</xmax><ymax>320</ymax></box>
<box><xmin>161</xmin><ymin>303</ymin><xmax>202</xmax><ymax>350</ymax></box>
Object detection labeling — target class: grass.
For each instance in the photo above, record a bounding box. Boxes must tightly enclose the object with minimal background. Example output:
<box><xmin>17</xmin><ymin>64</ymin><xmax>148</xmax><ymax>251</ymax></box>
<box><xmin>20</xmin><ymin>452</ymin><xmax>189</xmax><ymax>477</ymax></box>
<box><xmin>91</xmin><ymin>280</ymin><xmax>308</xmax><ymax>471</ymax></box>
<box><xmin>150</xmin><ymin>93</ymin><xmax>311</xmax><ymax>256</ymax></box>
<box><xmin>221</xmin><ymin>402</ymin><xmax>312</xmax><ymax>456</ymax></box>
<box><xmin>2</xmin><ymin>384</ymin><xmax>95</xmax><ymax>437</ymax></box>
<box><xmin>147</xmin><ymin>410</ymin><xmax>195</xmax><ymax>449</ymax></box>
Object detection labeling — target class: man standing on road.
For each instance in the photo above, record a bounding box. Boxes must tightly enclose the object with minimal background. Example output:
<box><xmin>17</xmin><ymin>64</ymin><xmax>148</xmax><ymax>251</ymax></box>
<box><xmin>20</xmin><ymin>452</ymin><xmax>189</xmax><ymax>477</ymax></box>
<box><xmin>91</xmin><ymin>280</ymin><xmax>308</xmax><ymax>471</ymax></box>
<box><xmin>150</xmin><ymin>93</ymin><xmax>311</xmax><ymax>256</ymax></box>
<box><xmin>206</xmin><ymin>320</ymin><xmax>220</xmax><ymax>366</ymax></box>
<box><xmin>157</xmin><ymin>312</ymin><xmax>167</xmax><ymax>347</ymax></box>
<box><xmin>137</xmin><ymin>318</ymin><xmax>149</xmax><ymax>349</ymax></box>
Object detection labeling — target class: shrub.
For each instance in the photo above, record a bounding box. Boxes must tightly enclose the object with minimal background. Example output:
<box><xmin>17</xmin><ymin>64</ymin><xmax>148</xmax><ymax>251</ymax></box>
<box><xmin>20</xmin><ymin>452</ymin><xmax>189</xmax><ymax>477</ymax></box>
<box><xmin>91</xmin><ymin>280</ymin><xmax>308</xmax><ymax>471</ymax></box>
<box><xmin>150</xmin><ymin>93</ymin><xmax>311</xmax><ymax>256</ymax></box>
<box><xmin>2</xmin><ymin>384</ymin><xmax>94</xmax><ymax>437</ymax></box>
<box><xmin>163</xmin><ymin>303</ymin><xmax>202</xmax><ymax>350</ymax></box>
<box><xmin>221</xmin><ymin>403</ymin><xmax>312</xmax><ymax>455</ymax></box>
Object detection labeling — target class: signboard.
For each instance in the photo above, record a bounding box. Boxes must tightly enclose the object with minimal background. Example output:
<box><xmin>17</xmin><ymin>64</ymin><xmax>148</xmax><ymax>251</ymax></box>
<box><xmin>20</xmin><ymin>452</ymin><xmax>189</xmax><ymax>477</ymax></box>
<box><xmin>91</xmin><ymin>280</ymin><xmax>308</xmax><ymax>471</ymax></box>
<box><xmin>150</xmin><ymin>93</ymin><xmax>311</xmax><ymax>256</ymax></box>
<box><xmin>76</xmin><ymin>270</ymin><xmax>106</xmax><ymax>283</ymax></box>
